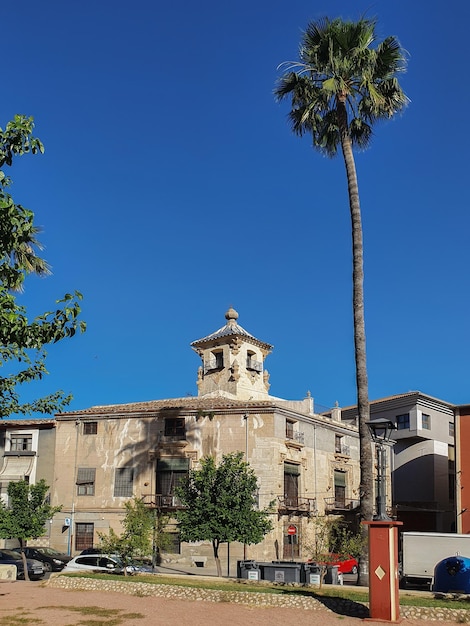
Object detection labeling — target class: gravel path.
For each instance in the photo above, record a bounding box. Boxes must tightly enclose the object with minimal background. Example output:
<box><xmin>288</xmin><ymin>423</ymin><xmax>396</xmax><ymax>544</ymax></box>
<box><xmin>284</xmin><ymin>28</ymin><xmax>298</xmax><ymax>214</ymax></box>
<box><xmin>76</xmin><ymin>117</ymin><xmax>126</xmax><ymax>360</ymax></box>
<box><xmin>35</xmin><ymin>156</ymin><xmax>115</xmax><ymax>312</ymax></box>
<box><xmin>0</xmin><ymin>578</ymin><xmax>465</xmax><ymax>626</ymax></box>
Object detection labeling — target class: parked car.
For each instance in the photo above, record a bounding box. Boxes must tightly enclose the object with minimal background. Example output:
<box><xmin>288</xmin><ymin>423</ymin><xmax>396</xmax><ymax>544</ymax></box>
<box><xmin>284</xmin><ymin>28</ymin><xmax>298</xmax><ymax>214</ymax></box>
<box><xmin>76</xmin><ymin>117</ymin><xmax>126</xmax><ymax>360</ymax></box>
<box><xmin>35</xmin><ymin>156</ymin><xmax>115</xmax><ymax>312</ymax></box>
<box><xmin>79</xmin><ymin>548</ymin><xmax>102</xmax><ymax>555</ymax></box>
<box><xmin>309</xmin><ymin>554</ymin><xmax>358</xmax><ymax>574</ymax></box>
<box><xmin>22</xmin><ymin>547</ymin><xmax>71</xmax><ymax>572</ymax></box>
<box><xmin>0</xmin><ymin>549</ymin><xmax>45</xmax><ymax>580</ymax></box>
<box><xmin>63</xmin><ymin>554</ymin><xmax>132</xmax><ymax>575</ymax></box>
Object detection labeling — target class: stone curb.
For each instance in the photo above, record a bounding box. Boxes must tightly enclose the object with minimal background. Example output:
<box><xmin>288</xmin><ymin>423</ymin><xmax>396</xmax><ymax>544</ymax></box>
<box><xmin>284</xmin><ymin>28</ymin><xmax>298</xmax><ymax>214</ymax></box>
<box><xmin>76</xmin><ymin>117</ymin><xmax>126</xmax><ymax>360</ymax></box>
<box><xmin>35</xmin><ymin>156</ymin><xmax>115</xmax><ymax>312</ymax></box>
<box><xmin>46</xmin><ymin>575</ymin><xmax>470</xmax><ymax>621</ymax></box>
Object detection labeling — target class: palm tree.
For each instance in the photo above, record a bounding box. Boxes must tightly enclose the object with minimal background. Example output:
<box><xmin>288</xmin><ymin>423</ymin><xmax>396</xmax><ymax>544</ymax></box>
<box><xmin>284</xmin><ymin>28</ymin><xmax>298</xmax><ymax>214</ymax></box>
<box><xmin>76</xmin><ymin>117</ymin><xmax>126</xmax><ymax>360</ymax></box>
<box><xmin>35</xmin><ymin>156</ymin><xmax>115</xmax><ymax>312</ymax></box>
<box><xmin>275</xmin><ymin>17</ymin><xmax>407</xmax><ymax>583</ymax></box>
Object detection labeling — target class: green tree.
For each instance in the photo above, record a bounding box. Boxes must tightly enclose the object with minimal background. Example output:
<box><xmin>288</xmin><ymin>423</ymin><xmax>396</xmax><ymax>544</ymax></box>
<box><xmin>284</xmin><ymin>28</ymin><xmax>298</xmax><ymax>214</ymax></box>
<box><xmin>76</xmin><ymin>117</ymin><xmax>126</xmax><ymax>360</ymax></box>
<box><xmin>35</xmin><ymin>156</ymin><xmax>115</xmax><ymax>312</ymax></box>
<box><xmin>304</xmin><ymin>517</ymin><xmax>365</xmax><ymax>586</ymax></box>
<box><xmin>275</xmin><ymin>17</ymin><xmax>407</xmax><ymax>583</ymax></box>
<box><xmin>98</xmin><ymin>497</ymin><xmax>166</xmax><ymax>575</ymax></box>
<box><xmin>0</xmin><ymin>479</ymin><xmax>61</xmax><ymax>581</ymax></box>
<box><xmin>0</xmin><ymin>115</ymin><xmax>85</xmax><ymax>417</ymax></box>
<box><xmin>176</xmin><ymin>452</ymin><xmax>273</xmax><ymax>577</ymax></box>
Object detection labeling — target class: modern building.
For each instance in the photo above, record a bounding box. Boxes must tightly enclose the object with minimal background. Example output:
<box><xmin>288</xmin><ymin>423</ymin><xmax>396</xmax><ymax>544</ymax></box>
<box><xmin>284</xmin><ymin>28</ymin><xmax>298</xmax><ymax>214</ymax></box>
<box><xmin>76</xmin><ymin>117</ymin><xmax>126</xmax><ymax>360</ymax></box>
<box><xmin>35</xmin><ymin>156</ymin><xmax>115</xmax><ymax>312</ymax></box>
<box><xmin>340</xmin><ymin>392</ymin><xmax>456</xmax><ymax>533</ymax></box>
<box><xmin>49</xmin><ymin>308</ymin><xmax>361</xmax><ymax>565</ymax></box>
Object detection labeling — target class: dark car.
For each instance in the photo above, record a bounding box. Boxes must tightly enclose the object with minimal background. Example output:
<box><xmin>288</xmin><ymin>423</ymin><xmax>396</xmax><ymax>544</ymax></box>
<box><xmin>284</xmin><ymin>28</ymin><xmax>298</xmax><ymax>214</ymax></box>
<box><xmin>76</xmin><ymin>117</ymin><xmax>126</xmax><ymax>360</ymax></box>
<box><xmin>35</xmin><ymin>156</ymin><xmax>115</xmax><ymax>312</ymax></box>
<box><xmin>0</xmin><ymin>549</ymin><xmax>45</xmax><ymax>580</ymax></box>
<box><xmin>23</xmin><ymin>547</ymin><xmax>71</xmax><ymax>572</ymax></box>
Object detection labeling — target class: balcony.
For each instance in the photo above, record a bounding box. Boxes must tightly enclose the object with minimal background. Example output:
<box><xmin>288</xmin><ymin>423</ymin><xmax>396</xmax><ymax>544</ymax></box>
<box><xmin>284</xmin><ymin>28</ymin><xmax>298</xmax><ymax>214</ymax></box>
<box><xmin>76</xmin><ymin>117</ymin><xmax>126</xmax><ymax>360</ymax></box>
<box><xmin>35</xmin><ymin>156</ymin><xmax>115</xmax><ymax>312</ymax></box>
<box><xmin>334</xmin><ymin>444</ymin><xmax>350</xmax><ymax>457</ymax></box>
<box><xmin>246</xmin><ymin>357</ymin><xmax>262</xmax><ymax>372</ymax></box>
<box><xmin>285</xmin><ymin>431</ymin><xmax>304</xmax><ymax>449</ymax></box>
<box><xmin>324</xmin><ymin>497</ymin><xmax>360</xmax><ymax>513</ymax></box>
<box><xmin>277</xmin><ymin>495</ymin><xmax>316</xmax><ymax>518</ymax></box>
<box><xmin>141</xmin><ymin>494</ymin><xmax>185</xmax><ymax>511</ymax></box>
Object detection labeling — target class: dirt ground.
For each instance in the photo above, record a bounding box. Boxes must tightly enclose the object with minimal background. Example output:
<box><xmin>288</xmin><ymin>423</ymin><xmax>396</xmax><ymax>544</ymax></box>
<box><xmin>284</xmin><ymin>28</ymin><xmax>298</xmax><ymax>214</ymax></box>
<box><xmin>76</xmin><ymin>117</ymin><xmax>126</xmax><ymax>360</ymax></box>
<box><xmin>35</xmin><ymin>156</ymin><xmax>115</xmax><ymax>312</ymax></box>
<box><xmin>0</xmin><ymin>580</ymin><xmax>460</xmax><ymax>626</ymax></box>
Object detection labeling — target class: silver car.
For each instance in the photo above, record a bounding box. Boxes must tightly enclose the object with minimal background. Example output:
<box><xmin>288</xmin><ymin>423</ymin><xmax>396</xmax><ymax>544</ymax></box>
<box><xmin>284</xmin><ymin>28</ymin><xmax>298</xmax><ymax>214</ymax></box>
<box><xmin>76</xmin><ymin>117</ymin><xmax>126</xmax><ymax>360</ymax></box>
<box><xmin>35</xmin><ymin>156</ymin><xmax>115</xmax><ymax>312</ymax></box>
<box><xmin>63</xmin><ymin>554</ymin><xmax>131</xmax><ymax>574</ymax></box>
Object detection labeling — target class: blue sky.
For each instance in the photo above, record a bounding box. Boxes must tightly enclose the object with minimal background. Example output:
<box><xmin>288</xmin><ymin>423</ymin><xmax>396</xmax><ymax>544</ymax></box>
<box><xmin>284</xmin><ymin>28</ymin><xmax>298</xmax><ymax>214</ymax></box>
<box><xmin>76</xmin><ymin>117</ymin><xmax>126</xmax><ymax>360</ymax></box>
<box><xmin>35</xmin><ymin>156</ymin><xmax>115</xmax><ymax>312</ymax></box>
<box><xmin>4</xmin><ymin>0</ymin><xmax>470</xmax><ymax>414</ymax></box>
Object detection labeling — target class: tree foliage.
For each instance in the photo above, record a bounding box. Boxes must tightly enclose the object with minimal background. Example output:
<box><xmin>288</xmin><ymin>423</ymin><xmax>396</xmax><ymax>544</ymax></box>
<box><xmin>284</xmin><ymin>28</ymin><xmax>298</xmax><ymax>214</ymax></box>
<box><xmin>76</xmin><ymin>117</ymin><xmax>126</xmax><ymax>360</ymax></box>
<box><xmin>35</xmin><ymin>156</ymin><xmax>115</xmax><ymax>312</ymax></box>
<box><xmin>275</xmin><ymin>17</ymin><xmax>407</xmax><ymax>584</ymax></box>
<box><xmin>176</xmin><ymin>452</ymin><xmax>273</xmax><ymax>577</ymax></box>
<box><xmin>98</xmin><ymin>498</ymin><xmax>168</xmax><ymax>574</ymax></box>
<box><xmin>0</xmin><ymin>479</ymin><xmax>61</xmax><ymax>580</ymax></box>
<box><xmin>0</xmin><ymin>115</ymin><xmax>86</xmax><ymax>418</ymax></box>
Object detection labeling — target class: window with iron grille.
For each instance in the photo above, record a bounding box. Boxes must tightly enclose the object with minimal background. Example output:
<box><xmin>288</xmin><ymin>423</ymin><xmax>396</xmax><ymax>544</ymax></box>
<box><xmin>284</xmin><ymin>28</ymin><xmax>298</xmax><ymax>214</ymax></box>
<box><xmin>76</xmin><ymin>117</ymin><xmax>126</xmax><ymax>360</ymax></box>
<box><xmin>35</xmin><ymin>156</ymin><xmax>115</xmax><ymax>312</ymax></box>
<box><xmin>10</xmin><ymin>435</ymin><xmax>32</xmax><ymax>451</ymax></box>
<box><xmin>164</xmin><ymin>418</ymin><xmax>185</xmax><ymax>438</ymax></box>
<box><xmin>83</xmin><ymin>421</ymin><xmax>98</xmax><ymax>435</ymax></box>
<box><xmin>157</xmin><ymin>458</ymin><xmax>189</xmax><ymax>500</ymax></box>
<box><xmin>165</xmin><ymin>532</ymin><xmax>181</xmax><ymax>554</ymax></box>
<box><xmin>75</xmin><ymin>523</ymin><xmax>94</xmax><ymax>551</ymax></box>
<box><xmin>76</xmin><ymin>467</ymin><xmax>96</xmax><ymax>496</ymax></box>
<box><xmin>114</xmin><ymin>467</ymin><xmax>134</xmax><ymax>497</ymax></box>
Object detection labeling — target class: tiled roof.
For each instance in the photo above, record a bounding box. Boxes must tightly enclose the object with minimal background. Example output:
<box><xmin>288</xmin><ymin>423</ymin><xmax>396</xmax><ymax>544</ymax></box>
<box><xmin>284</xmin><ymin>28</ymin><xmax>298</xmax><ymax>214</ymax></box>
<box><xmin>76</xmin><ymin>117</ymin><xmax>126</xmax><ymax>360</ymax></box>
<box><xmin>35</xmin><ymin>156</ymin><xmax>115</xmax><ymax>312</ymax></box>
<box><xmin>192</xmin><ymin>321</ymin><xmax>256</xmax><ymax>344</ymax></box>
<box><xmin>191</xmin><ymin>307</ymin><xmax>273</xmax><ymax>350</ymax></box>
<box><xmin>341</xmin><ymin>390</ymin><xmax>455</xmax><ymax>412</ymax></box>
<box><xmin>0</xmin><ymin>418</ymin><xmax>55</xmax><ymax>427</ymax></box>
<box><xmin>57</xmin><ymin>396</ymin><xmax>276</xmax><ymax>417</ymax></box>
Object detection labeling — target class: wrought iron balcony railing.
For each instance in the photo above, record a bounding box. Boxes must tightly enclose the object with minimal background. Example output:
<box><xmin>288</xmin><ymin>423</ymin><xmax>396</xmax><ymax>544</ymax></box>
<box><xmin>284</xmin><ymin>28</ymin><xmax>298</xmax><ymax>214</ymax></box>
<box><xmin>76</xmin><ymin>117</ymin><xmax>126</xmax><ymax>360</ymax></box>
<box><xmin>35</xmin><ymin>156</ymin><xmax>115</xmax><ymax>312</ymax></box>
<box><xmin>324</xmin><ymin>497</ymin><xmax>360</xmax><ymax>512</ymax></box>
<box><xmin>277</xmin><ymin>495</ymin><xmax>316</xmax><ymax>517</ymax></box>
<box><xmin>141</xmin><ymin>494</ymin><xmax>185</xmax><ymax>510</ymax></box>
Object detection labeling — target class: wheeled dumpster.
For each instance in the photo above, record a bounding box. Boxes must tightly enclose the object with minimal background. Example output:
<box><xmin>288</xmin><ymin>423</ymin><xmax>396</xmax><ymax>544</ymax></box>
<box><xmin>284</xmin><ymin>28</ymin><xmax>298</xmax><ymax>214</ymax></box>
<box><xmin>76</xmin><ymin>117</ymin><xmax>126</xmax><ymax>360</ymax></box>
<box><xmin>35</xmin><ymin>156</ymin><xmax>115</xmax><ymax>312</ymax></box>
<box><xmin>237</xmin><ymin>560</ymin><xmax>260</xmax><ymax>580</ymax></box>
<box><xmin>433</xmin><ymin>556</ymin><xmax>470</xmax><ymax>593</ymax></box>
<box><xmin>262</xmin><ymin>561</ymin><xmax>302</xmax><ymax>583</ymax></box>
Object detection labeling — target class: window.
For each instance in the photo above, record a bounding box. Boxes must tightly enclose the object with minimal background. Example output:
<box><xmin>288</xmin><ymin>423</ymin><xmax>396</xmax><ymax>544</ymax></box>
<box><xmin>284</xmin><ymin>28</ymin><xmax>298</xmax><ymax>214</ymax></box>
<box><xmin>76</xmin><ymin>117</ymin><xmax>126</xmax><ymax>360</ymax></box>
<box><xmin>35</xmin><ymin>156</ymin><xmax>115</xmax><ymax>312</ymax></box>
<box><xmin>10</xmin><ymin>435</ymin><xmax>32</xmax><ymax>451</ymax></box>
<box><xmin>246</xmin><ymin>351</ymin><xmax>262</xmax><ymax>372</ymax></box>
<box><xmin>335</xmin><ymin>434</ymin><xmax>343</xmax><ymax>453</ymax></box>
<box><xmin>286</xmin><ymin>420</ymin><xmax>294</xmax><ymax>440</ymax></box>
<box><xmin>214</xmin><ymin>351</ymin><xmax>223</xmax><ymax>369</ymax></box>
<box><xmin>75</xmin><ymin>522</ymin><xmax>94</xmax><ymax>551</ymax></box>
<box><xmin>157</xmin><ymin>458</ymin><xmax>189</xmax><ymax>503</ymax></box>
<box><xmin>449</xmin><ymin>445</ymin><xmax>455</xmax><ymax>502</ymax></box>
<box><xmin>114</xmin><ymin>467</ymin><xmax>134</xmax><ymax>497</ymax></box>
<box><xmin>334</xmin><ymin>470</ymin><xmax>346</xmax><ymax>508</ymax></box>
<box><xmin>449</xmin><ymin>421</ymin><xmax>455</xmax><ymax>437</ymax></box>
<box><xmin>83</xmin><ymin>422</ymin><xmax>98</xmax><ymax>435</ymax></box>
<box><xmin>283</xmin><ymin>462</ymin><xmax>300</xmax><ymax>507</ymax></box>
<box><xmin>165</xmin><ymin>532</ymin><xmax>181</xmax><ymax>554</ymax></box>
<box><xmin>164</xmin><ymin>418</ymin><xmax>186</xmax><ymax>438</ymax></box>
<box><xmin>422</xmin><ymin>414</ymin><xmax>431</xmax><ymax>430</ymax></box>
<box><xmin>76</xmin><ymin>468</ymin><xmax>96</xmax><ymax>496</ymax></box>
<box><xmin>396</xmin><ymin>414</ymin><xmax>410</xmax><ymax>430</ymax></box>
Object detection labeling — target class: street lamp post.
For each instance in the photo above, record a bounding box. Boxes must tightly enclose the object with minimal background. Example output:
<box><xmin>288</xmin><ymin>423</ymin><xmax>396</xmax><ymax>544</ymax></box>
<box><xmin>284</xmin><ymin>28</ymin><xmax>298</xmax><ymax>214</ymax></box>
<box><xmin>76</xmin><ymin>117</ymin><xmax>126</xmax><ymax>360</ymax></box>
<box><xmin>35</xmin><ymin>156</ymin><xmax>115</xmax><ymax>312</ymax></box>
<box><xmin>363</xmin><ymin>418</ymin><xmax>402</xmax><ymax>622</ymax></box>
<box><xmin>366</xmin><ymin>419</ymin><xmax>395</xmax><ymax>520</ymax></box>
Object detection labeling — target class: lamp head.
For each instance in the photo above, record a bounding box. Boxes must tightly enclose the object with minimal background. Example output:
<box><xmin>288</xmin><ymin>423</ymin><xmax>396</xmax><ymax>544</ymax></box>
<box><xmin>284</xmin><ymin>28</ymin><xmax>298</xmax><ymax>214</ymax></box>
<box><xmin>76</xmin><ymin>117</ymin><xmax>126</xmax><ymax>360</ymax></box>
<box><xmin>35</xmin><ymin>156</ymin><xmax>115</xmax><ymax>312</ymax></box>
<box><xmin>366</xmin><ymin>419</ymin><xmax>396</xmax><ymax>443</ymax></box>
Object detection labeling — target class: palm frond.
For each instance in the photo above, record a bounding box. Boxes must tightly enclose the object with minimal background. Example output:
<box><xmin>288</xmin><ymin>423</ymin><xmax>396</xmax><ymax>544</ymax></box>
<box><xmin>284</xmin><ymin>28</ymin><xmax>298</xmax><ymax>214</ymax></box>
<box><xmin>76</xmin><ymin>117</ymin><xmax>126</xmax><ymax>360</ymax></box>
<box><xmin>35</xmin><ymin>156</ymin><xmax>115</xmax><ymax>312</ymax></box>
<box><xmin>275</xmin><ymin>16</ymin><xmax>408</xmax><ymax>154</ymax></box>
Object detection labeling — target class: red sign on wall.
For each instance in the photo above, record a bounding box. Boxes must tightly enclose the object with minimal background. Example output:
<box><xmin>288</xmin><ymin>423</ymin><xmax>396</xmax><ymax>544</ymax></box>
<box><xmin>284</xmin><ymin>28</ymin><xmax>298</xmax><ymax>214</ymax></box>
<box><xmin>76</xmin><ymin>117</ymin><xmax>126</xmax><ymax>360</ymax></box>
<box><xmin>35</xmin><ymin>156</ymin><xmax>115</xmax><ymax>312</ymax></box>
<box><xmin>287</xmin><ymin>524</ymin><xmax>297</xmax><ymax>536</ymax></box>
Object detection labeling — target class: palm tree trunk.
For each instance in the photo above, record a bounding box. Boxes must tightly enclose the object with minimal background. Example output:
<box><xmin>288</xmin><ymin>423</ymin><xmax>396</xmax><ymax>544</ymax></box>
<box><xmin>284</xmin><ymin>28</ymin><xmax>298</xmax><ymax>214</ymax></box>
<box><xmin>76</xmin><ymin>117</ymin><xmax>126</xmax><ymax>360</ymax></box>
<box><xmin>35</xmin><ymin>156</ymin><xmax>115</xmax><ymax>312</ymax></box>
<box><xmin>337</xmin><ymin>99</ymin><xmax>373</xmax><ymax>586</ymax></box>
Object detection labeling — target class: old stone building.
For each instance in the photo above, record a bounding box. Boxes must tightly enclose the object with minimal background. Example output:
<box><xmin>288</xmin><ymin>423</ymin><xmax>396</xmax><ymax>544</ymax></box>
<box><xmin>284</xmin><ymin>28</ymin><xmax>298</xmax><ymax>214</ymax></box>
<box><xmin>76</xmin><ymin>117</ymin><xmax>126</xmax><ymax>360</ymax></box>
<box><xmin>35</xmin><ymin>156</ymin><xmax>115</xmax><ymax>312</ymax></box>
<box><xmin>48</xmin><ymin>308</ymin><xmax>361</xmax><ymax>564</ymax></box>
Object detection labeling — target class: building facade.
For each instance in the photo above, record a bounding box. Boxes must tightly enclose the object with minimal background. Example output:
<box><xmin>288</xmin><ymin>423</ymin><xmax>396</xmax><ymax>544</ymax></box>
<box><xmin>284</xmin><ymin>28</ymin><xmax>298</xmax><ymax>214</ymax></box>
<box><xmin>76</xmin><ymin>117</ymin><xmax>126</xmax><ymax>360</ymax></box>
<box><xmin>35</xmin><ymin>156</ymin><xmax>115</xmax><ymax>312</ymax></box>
<box><xmin>0</xmin><ymin>419</ymin><xmax>56</xmax><ymax>503</ymax></box>
<box><xmin>341</xmin><ymin>392</ymin><xmax>456</xmax><ymax>532</ymax></box>
<box><xmin>50</xmin><ymin>308</ymin><xmax>361</xmax><ymax>565</ymax></box>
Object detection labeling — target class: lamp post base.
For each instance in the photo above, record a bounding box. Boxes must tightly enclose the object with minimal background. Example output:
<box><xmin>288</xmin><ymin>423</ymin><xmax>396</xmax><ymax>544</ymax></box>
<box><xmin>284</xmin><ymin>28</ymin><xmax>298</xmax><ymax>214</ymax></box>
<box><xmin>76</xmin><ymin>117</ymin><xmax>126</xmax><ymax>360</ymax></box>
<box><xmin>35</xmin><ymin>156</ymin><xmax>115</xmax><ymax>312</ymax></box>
<box><xmin>362</xmin><ymin>520</ymin><xmax>403</xmax><ymax>622</ymax></box>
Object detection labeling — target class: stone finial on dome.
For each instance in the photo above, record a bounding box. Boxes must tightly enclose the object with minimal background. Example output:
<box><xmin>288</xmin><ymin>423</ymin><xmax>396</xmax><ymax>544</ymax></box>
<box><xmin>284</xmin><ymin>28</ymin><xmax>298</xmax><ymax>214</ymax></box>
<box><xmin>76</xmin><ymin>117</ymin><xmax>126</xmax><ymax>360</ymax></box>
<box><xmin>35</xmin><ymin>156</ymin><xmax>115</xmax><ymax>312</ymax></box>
<box><xmin>225</xmin><ymin>307</ymin><xmax>239</xmax><ymax>323</ymax></box>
